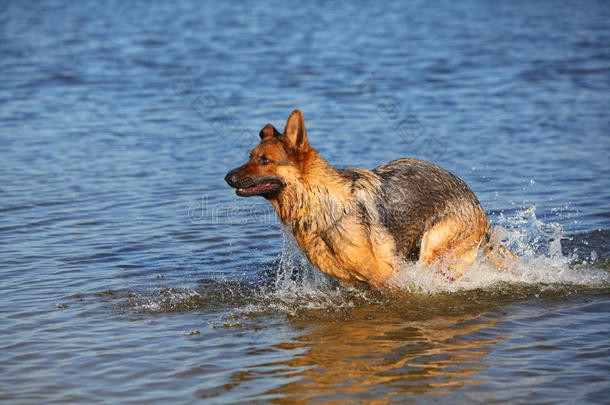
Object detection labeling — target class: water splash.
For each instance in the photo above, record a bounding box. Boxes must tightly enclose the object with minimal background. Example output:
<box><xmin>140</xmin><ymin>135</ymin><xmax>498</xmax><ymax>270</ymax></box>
<box><xmin>395</xmin><ymin>206</ymin><xmax>608</xmax><ymax>293</ymax></box>
<box><xmin>131</xmin><ymin>286</ymin><xmax>203</xmax><ymax>312</ymax></box>
<box><xmin>116</xmin><ymin>207</ymin><xmax>608</xmax><ymax>317</ymax></box>
<box><xmin>246</xmin><ymin>226</ymin><xmax>377</xmax><ymax>316</ymax></box>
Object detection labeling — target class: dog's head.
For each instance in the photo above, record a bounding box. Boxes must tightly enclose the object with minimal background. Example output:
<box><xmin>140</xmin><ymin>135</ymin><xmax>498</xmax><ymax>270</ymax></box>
<box><xmin>225</xmin><ymin>109</ymin><xmax>311</xmax><ymax>198</ymax></box>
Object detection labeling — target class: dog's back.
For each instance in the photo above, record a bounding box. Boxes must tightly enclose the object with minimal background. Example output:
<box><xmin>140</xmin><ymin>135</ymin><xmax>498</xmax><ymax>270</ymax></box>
<box><xmin>371</xmin><ymin>158</ymin><xmax>488</xmax><ymax>265</ymax></box>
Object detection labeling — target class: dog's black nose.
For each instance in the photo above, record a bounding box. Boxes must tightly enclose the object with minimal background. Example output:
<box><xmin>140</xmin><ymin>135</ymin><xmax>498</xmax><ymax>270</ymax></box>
<box><xmin>225</xmin><ymin>169</ymin><xmax>237</xmax><ymax>187</ymax></box>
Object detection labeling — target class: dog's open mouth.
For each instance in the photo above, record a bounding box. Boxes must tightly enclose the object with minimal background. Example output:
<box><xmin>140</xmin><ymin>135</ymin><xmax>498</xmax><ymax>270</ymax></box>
<box><xmin>236</xmin><ymin>179</ymin><xmax>284</xmax><ymax>197</ymax></box>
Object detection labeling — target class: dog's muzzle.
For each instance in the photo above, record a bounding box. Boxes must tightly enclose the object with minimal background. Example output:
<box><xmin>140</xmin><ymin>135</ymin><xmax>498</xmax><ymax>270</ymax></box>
<box><xmin>225</xmin><ymin>168</ymin><xmax>284</xmax><ymax>198</ymax></box>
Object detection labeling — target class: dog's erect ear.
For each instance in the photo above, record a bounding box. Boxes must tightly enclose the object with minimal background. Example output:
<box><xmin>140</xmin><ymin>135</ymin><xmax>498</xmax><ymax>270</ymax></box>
<box><xmin>259</xmin><ymin>123</ymin><xmax>281</xmax><ymax>141</ymax></box>
<box><xmin>282</xmin><ymin>109</ymin><xmax>309</xmax><ymax>152</ymax></box>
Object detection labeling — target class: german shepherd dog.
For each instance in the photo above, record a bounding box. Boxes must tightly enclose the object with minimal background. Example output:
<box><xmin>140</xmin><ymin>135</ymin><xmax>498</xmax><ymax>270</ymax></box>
<box><xmin>225</xmin><ymin>110</ymin><xmax>516</xmax><ymax>288</ymax></box>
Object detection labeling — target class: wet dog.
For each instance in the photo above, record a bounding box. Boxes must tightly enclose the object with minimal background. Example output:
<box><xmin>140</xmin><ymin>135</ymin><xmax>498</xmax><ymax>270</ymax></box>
<box><xmin>225</xmin><ymin>110</ymin><xmax>515</xmax><ymax>287</ymax></box>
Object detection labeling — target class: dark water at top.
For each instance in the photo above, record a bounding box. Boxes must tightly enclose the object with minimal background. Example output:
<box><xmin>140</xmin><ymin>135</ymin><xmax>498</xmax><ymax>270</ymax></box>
<box><xmin>1</xmin><ymin>1</ymin><xmax>609</xmax><ymax>403</ymax></box>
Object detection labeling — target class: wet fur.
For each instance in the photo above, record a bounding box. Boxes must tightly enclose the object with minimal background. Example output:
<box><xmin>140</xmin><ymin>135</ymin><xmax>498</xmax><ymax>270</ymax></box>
<box><xmin>225</xmin><ymin>110</ymin><xmax>516</xmax><ymax>287</ymax></box>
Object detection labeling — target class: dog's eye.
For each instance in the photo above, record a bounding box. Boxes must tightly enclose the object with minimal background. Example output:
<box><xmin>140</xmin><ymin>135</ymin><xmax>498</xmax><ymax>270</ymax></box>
<box><xmin>259</xmin><ymin>156</ymin><xmax>272</xmax><ymax>165</ymax></box>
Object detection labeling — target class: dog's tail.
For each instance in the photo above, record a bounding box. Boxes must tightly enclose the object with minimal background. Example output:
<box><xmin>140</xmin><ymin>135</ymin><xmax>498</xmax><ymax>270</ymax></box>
<box><xmin>482</xmin><ymin>225</ymin><xmax>517</xmax><ymax>270</ymax></box>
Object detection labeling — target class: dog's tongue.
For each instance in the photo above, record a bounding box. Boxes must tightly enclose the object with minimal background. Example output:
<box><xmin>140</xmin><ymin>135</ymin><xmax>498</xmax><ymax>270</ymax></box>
<box><xmin>242</xmin><ymin>182</ymin><xmax>276</xmax><ymax>193</ymax></box>
<box><xmin>238</xmin><ymin>181</ymin><xmax>280</xmax><ymax>196</ymax></box>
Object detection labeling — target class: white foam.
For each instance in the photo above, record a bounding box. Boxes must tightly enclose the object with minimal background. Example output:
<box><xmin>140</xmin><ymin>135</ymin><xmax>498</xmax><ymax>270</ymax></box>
<box><xmin>134</xmin><ymin>286</ymin><xmax>201</xmax><ymax>312</ymax></box>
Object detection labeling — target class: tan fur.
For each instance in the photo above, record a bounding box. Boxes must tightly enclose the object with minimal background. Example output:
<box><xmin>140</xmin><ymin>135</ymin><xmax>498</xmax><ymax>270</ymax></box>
<box><xmin>420</xmin><ymin>204</ymin><xmax>489</xmax><ymax>278</ymax></box>
<box><xmin>268</xmin><ymin>152</ymin><xmax>396</xmax><ymax>287</ymax></box>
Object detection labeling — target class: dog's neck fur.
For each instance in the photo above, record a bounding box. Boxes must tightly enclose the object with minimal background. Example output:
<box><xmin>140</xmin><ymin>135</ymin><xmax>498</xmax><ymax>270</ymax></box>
<box><xmin>270</xmin><ymin>149</ymin><xmax>355</xmax><ymax>234</ymax></box>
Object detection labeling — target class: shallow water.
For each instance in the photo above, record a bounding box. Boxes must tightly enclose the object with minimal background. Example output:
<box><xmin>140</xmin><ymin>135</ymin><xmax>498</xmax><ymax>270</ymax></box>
<box><xmin>1</xmin><ymin>0</ymin><xmax>609</xmax><ymax>403</ymax></box>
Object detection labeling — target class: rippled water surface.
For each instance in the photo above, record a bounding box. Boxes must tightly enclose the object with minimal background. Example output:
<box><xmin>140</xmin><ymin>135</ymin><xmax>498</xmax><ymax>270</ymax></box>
<box><xmin>1</xmin><ymin>1</ymin><xmax>609</xmax><ymax>403</ymax></box>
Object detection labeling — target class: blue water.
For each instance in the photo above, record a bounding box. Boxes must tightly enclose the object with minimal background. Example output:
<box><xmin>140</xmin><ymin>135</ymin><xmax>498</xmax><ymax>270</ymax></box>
<box><xmin>1</xmin><ymin>1</ymin><xmax>609</xmax><ymax>403</ymax></box>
